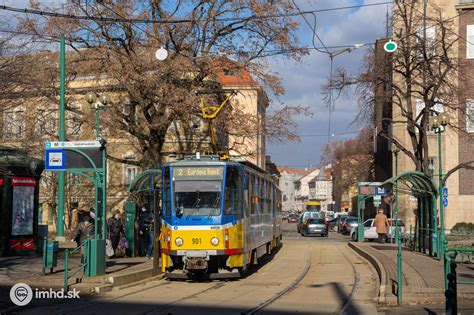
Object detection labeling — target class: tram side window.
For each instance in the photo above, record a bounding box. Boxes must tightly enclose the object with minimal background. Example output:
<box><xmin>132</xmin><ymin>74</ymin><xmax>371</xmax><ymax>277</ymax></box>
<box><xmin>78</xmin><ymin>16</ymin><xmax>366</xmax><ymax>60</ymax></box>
<box><xmin>224</xmin><ymin>166</ymin><xmax>242</xmax><ymax>217</ymax></box>
<box><xmin>262</xmin><ymin>180</ymin><xmax>269</xmax><ymax>214</ymax></box>
<box><xmin>244</xmin><ymin>171</ymin><xmax>250</xmax><ymax>217</ymax></box>
<box><xmin>162</xmin><ymin>167</ymin><xmax>171</xmax><ymax>217</ymax></box>
<box><xmin>250</xmin><ymin>174</ymin><xmax>256</xmax><ymax>215</ymax></box>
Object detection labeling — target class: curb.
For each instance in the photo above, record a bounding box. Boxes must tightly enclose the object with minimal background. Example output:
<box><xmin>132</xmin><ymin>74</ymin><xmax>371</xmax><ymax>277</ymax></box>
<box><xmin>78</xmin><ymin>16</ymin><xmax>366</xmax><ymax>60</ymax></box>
<box><xmin>348</xmin><ymin>242</ymin><xmax>387</xmax><ymax>305</ymax></box>
<box><xmin>93</xmin><ymin>268</ymin><xmax>162</xmax><ymax>293</ymax></box>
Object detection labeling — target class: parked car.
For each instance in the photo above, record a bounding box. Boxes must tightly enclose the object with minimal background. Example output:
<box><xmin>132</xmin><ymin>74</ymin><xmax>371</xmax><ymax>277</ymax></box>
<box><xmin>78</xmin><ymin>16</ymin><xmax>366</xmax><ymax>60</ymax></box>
<box><xmin>340</xmin><ymin>216</ymin><xmax>358</xmax><ymax>235</ymax></box>
<box><xmin>336</xmin><ymin>215</ymin><xmax>350</xmax><ymax>233</ymax></box>
<box><xmin>301</xmin><ymin>218</ymin><xmax>328</xmax><ymax>237</ymax></box>
<box><xmin>350</xmin><ymin>219</ymin><xmax>406</xmax><ymax>241</ymax></box>
<box><xmin>287</xmin><ymin>213</ymin><xmax>298</xmax><ymax>223</ymax></box>
<box><xmin>327</xmin><ymin>217</ymin><xmax>340</xmax><ymax>232</ymax></box>
<box><xmin>297</xmin><ymin>211</ymin><xmax>321</xmax><ymax>233</ymax></box>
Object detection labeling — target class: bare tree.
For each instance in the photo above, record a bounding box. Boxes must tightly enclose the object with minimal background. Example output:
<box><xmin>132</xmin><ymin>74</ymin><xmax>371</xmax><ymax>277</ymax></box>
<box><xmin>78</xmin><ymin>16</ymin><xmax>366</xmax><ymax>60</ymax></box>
<box><xmin>15</xmin><ymin>0</ymin><xmax>308</xmax><ymax>168</ymax></box>
<box><xmin>326</xmin><ymin>128</ymin><xmax>374</xmax><ymax>208</ymax></box>
<box><xmin>325</xmin><ymin>0</ymin><xmax>468</xmax><ymax>183</ymax></box>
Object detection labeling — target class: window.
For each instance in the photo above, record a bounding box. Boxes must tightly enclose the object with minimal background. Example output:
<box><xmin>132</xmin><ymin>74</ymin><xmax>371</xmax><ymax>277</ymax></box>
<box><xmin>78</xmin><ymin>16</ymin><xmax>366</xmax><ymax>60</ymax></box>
<box><xmin>467</xmin><ymin>25</ymin><xmax>474</xmax><ymax>59</ymax></box>
<box><xmin>3</xmin><ymin>107</ymin><xmax>25</xmax><ymax>138</ymax></box>
<box><xmin>467</xmin><ymin>100</ymin><xmax>474</xmax><ymax>133</ymax></box>
<box><xmin>364</xmin><ymin>220</ymin><xmax>373</xmax><ymax>228</ymax></box>
<box><xmin>415</xmin><ymin>99</ymin><xmax>444</xmax><ymax>133</ymax></box>
<box><xmin>224</xmin><ymin>166</ymin><xmax>242</xmax><ymax>217</ymax></box>
<box><xmin>417</xmin><ymin>25</ymin><xmax>436</xmax><ymax>58</ymax></box>
<box><xmin>428</xmin><ymin>157</ymin><xmax>437</xmax><ymax>177</ymax></box>
<box><xmin>124</xmin><ymin>166</ymin><xmax>137</xmax><ymax>185</ymax></box>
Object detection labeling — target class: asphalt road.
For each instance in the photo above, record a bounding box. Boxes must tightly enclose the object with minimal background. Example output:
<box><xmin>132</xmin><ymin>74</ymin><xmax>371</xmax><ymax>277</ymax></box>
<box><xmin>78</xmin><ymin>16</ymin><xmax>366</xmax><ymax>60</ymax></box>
<box><xmin>19</xmin><ymin>221</ymin><xmax>379</xmax><ymax>315</ymax></box>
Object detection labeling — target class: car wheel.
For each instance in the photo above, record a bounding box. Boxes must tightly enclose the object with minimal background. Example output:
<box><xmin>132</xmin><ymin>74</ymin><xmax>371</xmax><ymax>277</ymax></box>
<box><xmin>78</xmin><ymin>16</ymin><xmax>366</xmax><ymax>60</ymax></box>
<box><xmin>351</xmin><ymin>233</ymin><xmax>357</xmax><ymax>241</ymax></box>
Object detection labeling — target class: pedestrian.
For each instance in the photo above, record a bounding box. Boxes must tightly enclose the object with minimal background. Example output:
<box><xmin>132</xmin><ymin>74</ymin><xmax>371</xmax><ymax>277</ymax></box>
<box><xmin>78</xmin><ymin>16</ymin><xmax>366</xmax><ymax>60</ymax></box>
<box><xmin>374</xmin><ymin>206</ymin><xmax>390</xmax><ymax>244</ymax></box>
<box><xmin>71</xmin><ymin>210</ymin><xmax>95</xmax><ymax>262</ymax></box>
<box><xmin>138</xmin><ymin>206</ymin><xmax>153</xmax><ymax>258</ymax></box>
<box><xmin>107</xmin><ymin>209</ymin><xmax>125</xmax><ymax>257</ymax></box>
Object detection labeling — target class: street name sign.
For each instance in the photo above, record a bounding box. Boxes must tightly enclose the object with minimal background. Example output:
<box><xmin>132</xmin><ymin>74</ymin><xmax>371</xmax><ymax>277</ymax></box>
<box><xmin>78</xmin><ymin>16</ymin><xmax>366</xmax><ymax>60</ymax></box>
<box><xmin>45</xmin><ymin>141</ymin><xmax>101</xmax><ymax>149</ymax></box>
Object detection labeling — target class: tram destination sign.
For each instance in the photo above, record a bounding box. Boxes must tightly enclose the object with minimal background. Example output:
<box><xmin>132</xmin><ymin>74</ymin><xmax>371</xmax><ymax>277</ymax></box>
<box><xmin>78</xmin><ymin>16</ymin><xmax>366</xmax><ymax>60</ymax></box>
<box><xmin>173</xmin><ymin>166</ymin><xmax>223</xmax><ymax>180</ymax></box>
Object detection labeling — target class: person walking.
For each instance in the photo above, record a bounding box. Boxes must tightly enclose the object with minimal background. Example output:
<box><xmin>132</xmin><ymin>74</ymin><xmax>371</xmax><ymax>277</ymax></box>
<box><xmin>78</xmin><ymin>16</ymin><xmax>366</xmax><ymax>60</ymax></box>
<box><xmin>107</xmin><ymin>209</ymin><xmax>124</xmax><ymax>257</ymax></box>
<box><xmin>71</xmin><ymin>210</ymin><xmax>95</xmax><ymax>262</ymax></box>
<box><xmin>374</xmin><ymin>207</ymin><xmax>390</xmax><ymax>244</ymax></box>
<box><xmin>138</xmin><ymin>206</ymin><xmax>153</xmax><ymax>257</ymax></box>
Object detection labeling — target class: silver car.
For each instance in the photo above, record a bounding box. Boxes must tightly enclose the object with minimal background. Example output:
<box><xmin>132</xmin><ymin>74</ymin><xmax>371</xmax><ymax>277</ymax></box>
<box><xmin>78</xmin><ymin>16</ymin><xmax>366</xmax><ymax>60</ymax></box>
<box><xmin>301</xmin><ymin>218</ymin><xmax>328</xmax><ymax>237</ymax></box>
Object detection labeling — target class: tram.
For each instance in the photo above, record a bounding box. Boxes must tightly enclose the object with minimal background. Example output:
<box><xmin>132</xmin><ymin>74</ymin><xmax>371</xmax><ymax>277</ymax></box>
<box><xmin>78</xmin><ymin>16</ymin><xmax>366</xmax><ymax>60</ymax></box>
<box><xmin>160</xmin><ymin>155</ymin><xmax>283</xmax><ymax>279</ymax></box>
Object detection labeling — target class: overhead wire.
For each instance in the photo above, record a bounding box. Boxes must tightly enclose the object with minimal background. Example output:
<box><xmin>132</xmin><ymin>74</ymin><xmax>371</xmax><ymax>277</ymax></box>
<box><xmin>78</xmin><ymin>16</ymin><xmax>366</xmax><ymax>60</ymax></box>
<box><xmin>0</xmin><ymin>2</ymin><xmax>394</xmax><ymax>25</ymax></box>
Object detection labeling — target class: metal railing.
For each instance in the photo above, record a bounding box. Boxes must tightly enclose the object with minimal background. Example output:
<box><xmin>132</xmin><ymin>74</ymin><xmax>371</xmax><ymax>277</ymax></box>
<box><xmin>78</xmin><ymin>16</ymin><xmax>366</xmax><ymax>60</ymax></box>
<box><xmin>443</xmin><ymin>240</ymin><xmax>474</xmax><ymax>315</ymax></box>
<box><xmin>64</xmin><ymin>239</ymin><xmax>89</xmax><ymax>292</ymax></box>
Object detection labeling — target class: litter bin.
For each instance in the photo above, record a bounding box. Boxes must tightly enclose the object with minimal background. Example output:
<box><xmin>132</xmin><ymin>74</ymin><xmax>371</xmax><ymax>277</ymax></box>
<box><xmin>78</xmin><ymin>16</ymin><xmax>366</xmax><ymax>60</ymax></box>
<box><xmin>46</xmin><ymin>241</ymin><xmax>59</xmax><ymax>269</ymax></box>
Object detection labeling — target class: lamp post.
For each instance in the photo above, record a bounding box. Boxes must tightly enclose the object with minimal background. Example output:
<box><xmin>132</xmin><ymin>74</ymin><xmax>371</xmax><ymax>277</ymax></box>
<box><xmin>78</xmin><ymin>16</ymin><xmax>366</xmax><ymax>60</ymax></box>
<box><xmin>327</xmin><ymin>44</ymin><xmax>365</xmax><ymax>144</ymax></box>
<box><xmin>429</xmin><ymin>112</ymin><xmax>450</xmax><ymax>258</ymax></box>
<box><xmin>85</xmin><ymin>92</ymin><xmax>109</xmax><ymax>240</ymax></box>
<box><xmin>392</xmin><ymin>144</ymin><xmax>402</xmax><ymax>304</ymax></box>
<box><xmin>85</xmin><ymin>92</ymin><xmax>109</xmax><ymax>140</ymax></box>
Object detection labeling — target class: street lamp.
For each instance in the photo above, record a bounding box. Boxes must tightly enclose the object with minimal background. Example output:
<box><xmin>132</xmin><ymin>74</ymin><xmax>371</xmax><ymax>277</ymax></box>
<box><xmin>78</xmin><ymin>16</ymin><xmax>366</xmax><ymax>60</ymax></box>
<box><xmin>85</xmin><ymin>92</ymin><xmax>110</xmax><ymax>140</ymax></box>
<box><xmin>327</xmin><ymin>44</ymin><xmax>365</xmax><ymax>144</ymax></box>
<box><xmin>429</xmin><ymin>112</ymin><xmax>450</xmax><ymax>258</ymax></box>
<box><xmin>392</xmin><ymin>143</ymin><xmax>402</xmax><ymax>305</ymax></box>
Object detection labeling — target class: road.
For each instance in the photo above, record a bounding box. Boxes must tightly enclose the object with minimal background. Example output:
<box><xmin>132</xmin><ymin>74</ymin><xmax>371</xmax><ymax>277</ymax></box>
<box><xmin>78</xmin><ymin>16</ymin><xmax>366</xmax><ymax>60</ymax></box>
<box><xmin>20</xmin><ymin>222</ymin><xmax>378</xmax><ymax>315</ymax></box>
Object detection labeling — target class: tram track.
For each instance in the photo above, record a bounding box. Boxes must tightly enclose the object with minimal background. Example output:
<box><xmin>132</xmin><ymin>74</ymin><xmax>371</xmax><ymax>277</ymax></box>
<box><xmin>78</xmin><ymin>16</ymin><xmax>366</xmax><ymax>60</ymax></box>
<box><xmin>244</xmin><ymin>239</ymin><xmax>312</xmax><ymax>315</ymax></box>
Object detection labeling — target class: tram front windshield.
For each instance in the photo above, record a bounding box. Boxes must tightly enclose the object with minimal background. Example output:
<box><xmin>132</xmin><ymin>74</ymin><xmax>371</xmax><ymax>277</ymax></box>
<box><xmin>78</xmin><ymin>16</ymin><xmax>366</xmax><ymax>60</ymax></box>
<box><xmin>174</xmin><ymin>181</ymin><xmax>222</xmax><ymax>216</ymax></box>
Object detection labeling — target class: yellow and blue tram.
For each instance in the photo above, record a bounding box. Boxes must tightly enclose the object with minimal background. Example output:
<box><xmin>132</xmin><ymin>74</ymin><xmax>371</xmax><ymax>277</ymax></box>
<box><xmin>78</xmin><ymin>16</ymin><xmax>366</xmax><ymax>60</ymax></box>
<box><xmin>160</xmin><ymin>155</ymin><xmax>282</xmax><ymax>279</ymax></box>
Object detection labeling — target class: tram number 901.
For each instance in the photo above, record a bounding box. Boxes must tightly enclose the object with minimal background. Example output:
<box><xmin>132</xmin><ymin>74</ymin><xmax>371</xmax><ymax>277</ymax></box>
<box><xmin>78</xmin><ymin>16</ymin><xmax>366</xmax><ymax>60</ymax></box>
<box><xmin>192</xmin><ymin>238</ymin><xmax>202</xmax><ymax>245</ymax></box>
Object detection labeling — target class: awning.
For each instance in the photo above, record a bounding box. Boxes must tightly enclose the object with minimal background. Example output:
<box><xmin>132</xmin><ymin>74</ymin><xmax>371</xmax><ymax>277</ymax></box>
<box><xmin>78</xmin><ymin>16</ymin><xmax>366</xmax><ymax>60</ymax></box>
<box><xmin>381</xmin><ymin>171</ymin><xmax>438</xmax><ymax>197</ymax></box>
<box><xmin>128</xmin><ymin>169</ymin><xmax>162</xmax><ymax>194</ymax></box>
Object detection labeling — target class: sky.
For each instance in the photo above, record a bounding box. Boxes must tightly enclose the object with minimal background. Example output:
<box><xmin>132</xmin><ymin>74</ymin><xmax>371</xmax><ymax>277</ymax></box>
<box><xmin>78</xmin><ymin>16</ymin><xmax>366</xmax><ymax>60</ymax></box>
<box><xmin>266</xmin><ymin>0</ymin><xmax>390</xmax><ymax>169</ymax></box>
<box><xmin>0</xmin><ymin>0</ymin><xmax>390</xmax><ymax>169</ymax></box>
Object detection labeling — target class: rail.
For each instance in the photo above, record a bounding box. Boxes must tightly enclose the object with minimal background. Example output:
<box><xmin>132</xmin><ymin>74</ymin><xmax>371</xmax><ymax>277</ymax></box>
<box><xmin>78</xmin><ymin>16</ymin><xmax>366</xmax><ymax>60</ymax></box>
<box><xmin>64</xmin><ymin>238</ymin><xmax>89</xmax><ymax>292</ymax></box>
<box><xmin>443</xmin><ymin>240</ymin><xmax>474</xmax><ymax>314</ymax></box>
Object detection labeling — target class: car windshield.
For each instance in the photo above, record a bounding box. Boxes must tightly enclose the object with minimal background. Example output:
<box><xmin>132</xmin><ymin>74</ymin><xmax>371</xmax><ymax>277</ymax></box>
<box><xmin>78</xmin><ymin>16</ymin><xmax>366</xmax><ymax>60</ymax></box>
<box><xmin>174</xmin><ymin>180</ymin><xmax>222</xmax><ymax>216</ymax></box>
<box><xmin>307</xmin><ymin>219</ymin><xmax>324</xmax><ymax>224</ymax></box>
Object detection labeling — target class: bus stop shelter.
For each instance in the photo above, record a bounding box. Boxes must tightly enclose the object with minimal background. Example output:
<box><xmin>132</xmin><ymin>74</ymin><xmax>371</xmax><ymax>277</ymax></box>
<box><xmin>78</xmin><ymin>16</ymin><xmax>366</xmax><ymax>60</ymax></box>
<box><xmin>381</xmin><ymin>171</ymin><xmax>439</xmax><ymax>256</ymax></box>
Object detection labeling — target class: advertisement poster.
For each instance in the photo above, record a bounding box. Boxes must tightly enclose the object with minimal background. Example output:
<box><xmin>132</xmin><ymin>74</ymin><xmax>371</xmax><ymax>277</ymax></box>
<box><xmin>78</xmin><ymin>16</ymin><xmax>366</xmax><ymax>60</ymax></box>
<box><xmin>11</xmin><ymin>177</ymin><xmax>36</xmax><ymax>236</ymax></box>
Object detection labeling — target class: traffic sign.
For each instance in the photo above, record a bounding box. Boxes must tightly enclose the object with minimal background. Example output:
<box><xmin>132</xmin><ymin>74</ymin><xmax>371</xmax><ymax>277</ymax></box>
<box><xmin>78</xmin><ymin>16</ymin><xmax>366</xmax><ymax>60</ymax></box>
<box><xmin>443</xmin><ymin>196</ymin><xmax>448</xmax><ymax>208</ymax></box>
<box><xmin>374</xmin><ymin>195</ymin><xmax>382</xmax><ymax>205</ymax></box>
<box><xmin>46</xmin><ymin>141</ymin><xmax>101</xmax><ymax>149</ymax></box>
<box><xmin>443</xmin><ymin>187</ymin><xmax>448</xmax><ymax>198</ymax></box>
<box><xmin>45</xmin><ymin>149</ymin><xmax>66</xmax><ymax>170</ymax></box>
<box><xmin>376</xmin><ymin>186</ymin><xmax>386</xmax><ymax>195</ymax></box>
<box><xmin>384</xmin><ymin>40</ymin><xmax>397</xmax><ymax>53</ymax></box>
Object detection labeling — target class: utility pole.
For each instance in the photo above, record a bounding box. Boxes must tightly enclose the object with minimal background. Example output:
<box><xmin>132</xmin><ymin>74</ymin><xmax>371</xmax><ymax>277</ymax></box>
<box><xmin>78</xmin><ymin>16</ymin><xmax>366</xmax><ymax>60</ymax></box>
<box><xmin>57</xmin><ymin>36</ymin><xmax>66</xmax><ymax>241</ymax></box>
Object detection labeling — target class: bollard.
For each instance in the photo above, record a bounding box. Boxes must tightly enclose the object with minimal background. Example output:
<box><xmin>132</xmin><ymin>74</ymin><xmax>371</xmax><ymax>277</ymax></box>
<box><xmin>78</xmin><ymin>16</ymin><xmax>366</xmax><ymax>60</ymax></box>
<box><xmin>445</xmin><ymin>252</ymin><xmax>458</xmax><ymax>315</ymax></box>
<box><xmin>64</xmin><ymin>249</ymin><xmax>69</xmax><ymax>292</ymax></box>
<box><xmin>42</xmin><ymin>237</ymin><xmax>48</xmax><ymax>275</ymax></box>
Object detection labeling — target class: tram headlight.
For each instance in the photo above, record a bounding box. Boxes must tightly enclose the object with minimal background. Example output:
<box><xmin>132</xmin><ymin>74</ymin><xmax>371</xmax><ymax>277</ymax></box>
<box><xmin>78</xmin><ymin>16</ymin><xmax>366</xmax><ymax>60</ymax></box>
<box><xmin>210</xmin><ymin>237</ymin><xmax>219</xmax><ymax>246</ymax></box>
<box><xmin>175</xmin><ymin>237</ymin><xmax>183</xmax><ymax>247</ymax></box>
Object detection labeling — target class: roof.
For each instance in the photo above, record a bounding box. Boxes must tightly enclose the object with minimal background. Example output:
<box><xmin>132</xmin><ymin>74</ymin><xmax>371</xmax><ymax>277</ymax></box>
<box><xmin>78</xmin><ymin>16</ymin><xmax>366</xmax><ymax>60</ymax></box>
<box><xmin>277</xmin><ymin>166</ymin><xmax>312</xmax><ymax>174</ymax></box>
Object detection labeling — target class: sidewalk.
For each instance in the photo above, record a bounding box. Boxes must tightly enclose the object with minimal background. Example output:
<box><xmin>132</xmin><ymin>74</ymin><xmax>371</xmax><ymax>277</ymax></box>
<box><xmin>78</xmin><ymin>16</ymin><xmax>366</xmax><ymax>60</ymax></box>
<box><xmin>349</xmin><ymin>242</ymin><xmax>474</xmax><ymax>305</ymax></box>
<box><xmin>0</xmin><ymin>250</ymin><xmax>159</xmax><ymax>311</ymax></box>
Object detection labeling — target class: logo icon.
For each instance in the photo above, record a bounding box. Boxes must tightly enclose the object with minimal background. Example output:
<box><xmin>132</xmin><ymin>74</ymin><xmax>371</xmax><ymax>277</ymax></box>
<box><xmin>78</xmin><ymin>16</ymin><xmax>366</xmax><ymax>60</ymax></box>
<box><xmin>10</xmin><ymin>283</ymin><xmax>33</xmax><ymax>306</ymax></box>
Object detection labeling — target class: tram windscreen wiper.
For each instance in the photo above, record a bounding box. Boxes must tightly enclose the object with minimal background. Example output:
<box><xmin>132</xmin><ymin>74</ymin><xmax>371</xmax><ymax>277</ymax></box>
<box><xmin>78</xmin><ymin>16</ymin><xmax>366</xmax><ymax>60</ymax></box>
<box><xmin>207</xmin><ymin>196</ymin><xmax>221</xmax><ymax>219</ymax></box>
<box><xmin>186</xmin><ymin>194</ymin><xmax>201</xmax><ymax>220</ymax></box>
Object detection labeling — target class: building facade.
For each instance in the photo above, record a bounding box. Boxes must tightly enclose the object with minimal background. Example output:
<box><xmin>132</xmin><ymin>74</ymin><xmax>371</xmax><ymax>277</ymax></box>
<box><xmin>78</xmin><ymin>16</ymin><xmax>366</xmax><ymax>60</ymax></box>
<box><xmin>390</xmin><ymin>0</ymin><xmax>474</xmax><ymax>230</ymax></box>
<box><xmin>277</xmin><ymin>167</ymin><xmax>310</xmax><ymax>213</ymax></box>
<box><xmin>0</xmin><ymin>51</ymin><xmax>269</xmax><ymax>229</ymax></box>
